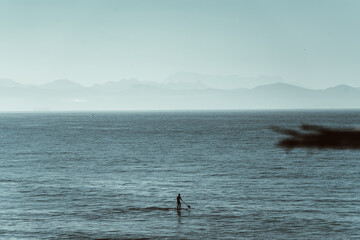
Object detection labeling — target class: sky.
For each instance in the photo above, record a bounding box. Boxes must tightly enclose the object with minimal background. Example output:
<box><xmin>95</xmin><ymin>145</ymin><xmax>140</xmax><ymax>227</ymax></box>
<box><xmin>0</xmin><ymin>0</ymin><xmax>359</xmax><ymax>88</ymax></box>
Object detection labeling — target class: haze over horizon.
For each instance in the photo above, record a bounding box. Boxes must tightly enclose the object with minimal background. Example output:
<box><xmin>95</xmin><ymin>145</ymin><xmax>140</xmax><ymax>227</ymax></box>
<box><xmin>2</xmin><ymin>72</ymin><xmax>359</xmax><ymax>90</ymax></box>
<box><xmin>1</xmin><ymin>0</ymin><xmax>360</xmax><ymax>89</ymax></box>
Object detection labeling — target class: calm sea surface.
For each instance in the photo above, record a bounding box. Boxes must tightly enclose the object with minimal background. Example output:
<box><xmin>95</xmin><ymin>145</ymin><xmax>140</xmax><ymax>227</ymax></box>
<box><xmin>1</xmin><ymin>111</ymin><xmax>360</xmax><ymax>239</ymax></box>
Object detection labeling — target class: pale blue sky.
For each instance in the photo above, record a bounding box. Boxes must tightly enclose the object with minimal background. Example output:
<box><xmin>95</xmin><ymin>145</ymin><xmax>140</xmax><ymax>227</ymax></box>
<box><xmin>0</xmin><ymin>0</ymin><xmax>359</xmax><ymax>88</ymax></box>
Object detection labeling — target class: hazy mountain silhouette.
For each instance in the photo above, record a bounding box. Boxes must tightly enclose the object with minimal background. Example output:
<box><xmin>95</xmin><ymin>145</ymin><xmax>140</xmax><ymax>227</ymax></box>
<box><xmin>90</xmin><ymin>79</ymin><xmax>141</xmax><ymax>92</ymax></box>
<box><xmin>1</xmin><ymin>78</ymin><xmax>360</xmax><ymax>111</ymax></box>
<box><xmin>164</xmin><ymin>81</ymin><xmax>208</xmax><ymax>90</ymax></box>
<box><xmin>41</xmin><ymin>79</ymin><xmax>85</xmax><ymax>90</ymax></box>
<box><xmin>0</xmin><ymin>78</ymin><xmax>24</xmax><ymax>88</ymax></box>
<box><xmin>165</xmin><ymin>72</ymin><xmax>286</xmax><ymax>89</ymax></box>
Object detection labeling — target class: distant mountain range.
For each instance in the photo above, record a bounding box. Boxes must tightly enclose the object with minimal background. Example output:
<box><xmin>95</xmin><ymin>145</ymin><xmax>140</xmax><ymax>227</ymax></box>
<box><xmin>165</xmin><ymin>72</ymin><xmax>287</xmax><ymax>89</ymax></box>
<box><xmin>1</xmin><ymin>77</ymin><xmax>360</xmax><ymax>111</ymax></box>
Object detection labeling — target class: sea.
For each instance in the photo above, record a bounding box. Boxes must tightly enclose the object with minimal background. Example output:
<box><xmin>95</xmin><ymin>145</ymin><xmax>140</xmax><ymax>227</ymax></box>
<box><xmin>1</xmin><ymin>110</ymin><xmax>360</xmax><ymax>240</ymax></box>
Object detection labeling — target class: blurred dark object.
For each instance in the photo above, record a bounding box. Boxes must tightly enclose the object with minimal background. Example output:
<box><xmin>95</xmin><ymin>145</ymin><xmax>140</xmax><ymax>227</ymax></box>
<box><xmin>273</xmin><ymin>124</ymin><xmax>360</xmax><ymax>149</ymax></box>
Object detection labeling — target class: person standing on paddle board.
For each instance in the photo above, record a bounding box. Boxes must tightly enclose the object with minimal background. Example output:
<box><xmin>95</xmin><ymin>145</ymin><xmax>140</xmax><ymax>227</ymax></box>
<box><xmin>177</xmin><ymin>194</ymin><xmax>182</xmax><ymax>210</ymax></box>
<box><xmin>177</xmin><ymin>193</ymin><xmax>190</xmax><ymax>210</ymax></box>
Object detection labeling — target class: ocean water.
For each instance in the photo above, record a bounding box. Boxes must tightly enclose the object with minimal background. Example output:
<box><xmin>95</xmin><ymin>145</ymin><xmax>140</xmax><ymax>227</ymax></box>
<box><xmin>1</xmin><ymin>111</ymin><xmax>360</xmax><ymax>240</ymax></box>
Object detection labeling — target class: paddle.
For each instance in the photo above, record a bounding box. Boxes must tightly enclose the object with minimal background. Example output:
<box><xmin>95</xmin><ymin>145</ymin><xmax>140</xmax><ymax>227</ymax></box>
<box><xmin>181</xmin><ymin>199</ymin><xmax>191</xmax><ymax>209</ymax></box>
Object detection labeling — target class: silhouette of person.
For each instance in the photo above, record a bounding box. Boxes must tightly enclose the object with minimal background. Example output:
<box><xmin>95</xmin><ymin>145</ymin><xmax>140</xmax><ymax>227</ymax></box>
<box><xmin>177</xmin><ymin>193</ymin><xmax>182</xmax><ymax>211</ymax></box>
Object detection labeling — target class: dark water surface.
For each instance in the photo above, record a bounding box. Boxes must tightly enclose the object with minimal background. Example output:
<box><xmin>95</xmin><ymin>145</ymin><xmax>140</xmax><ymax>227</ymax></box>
<box><xmin>1</xmin><ymin>111</ymin><xmax>360</xmax><ymax>239</ymax></box>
